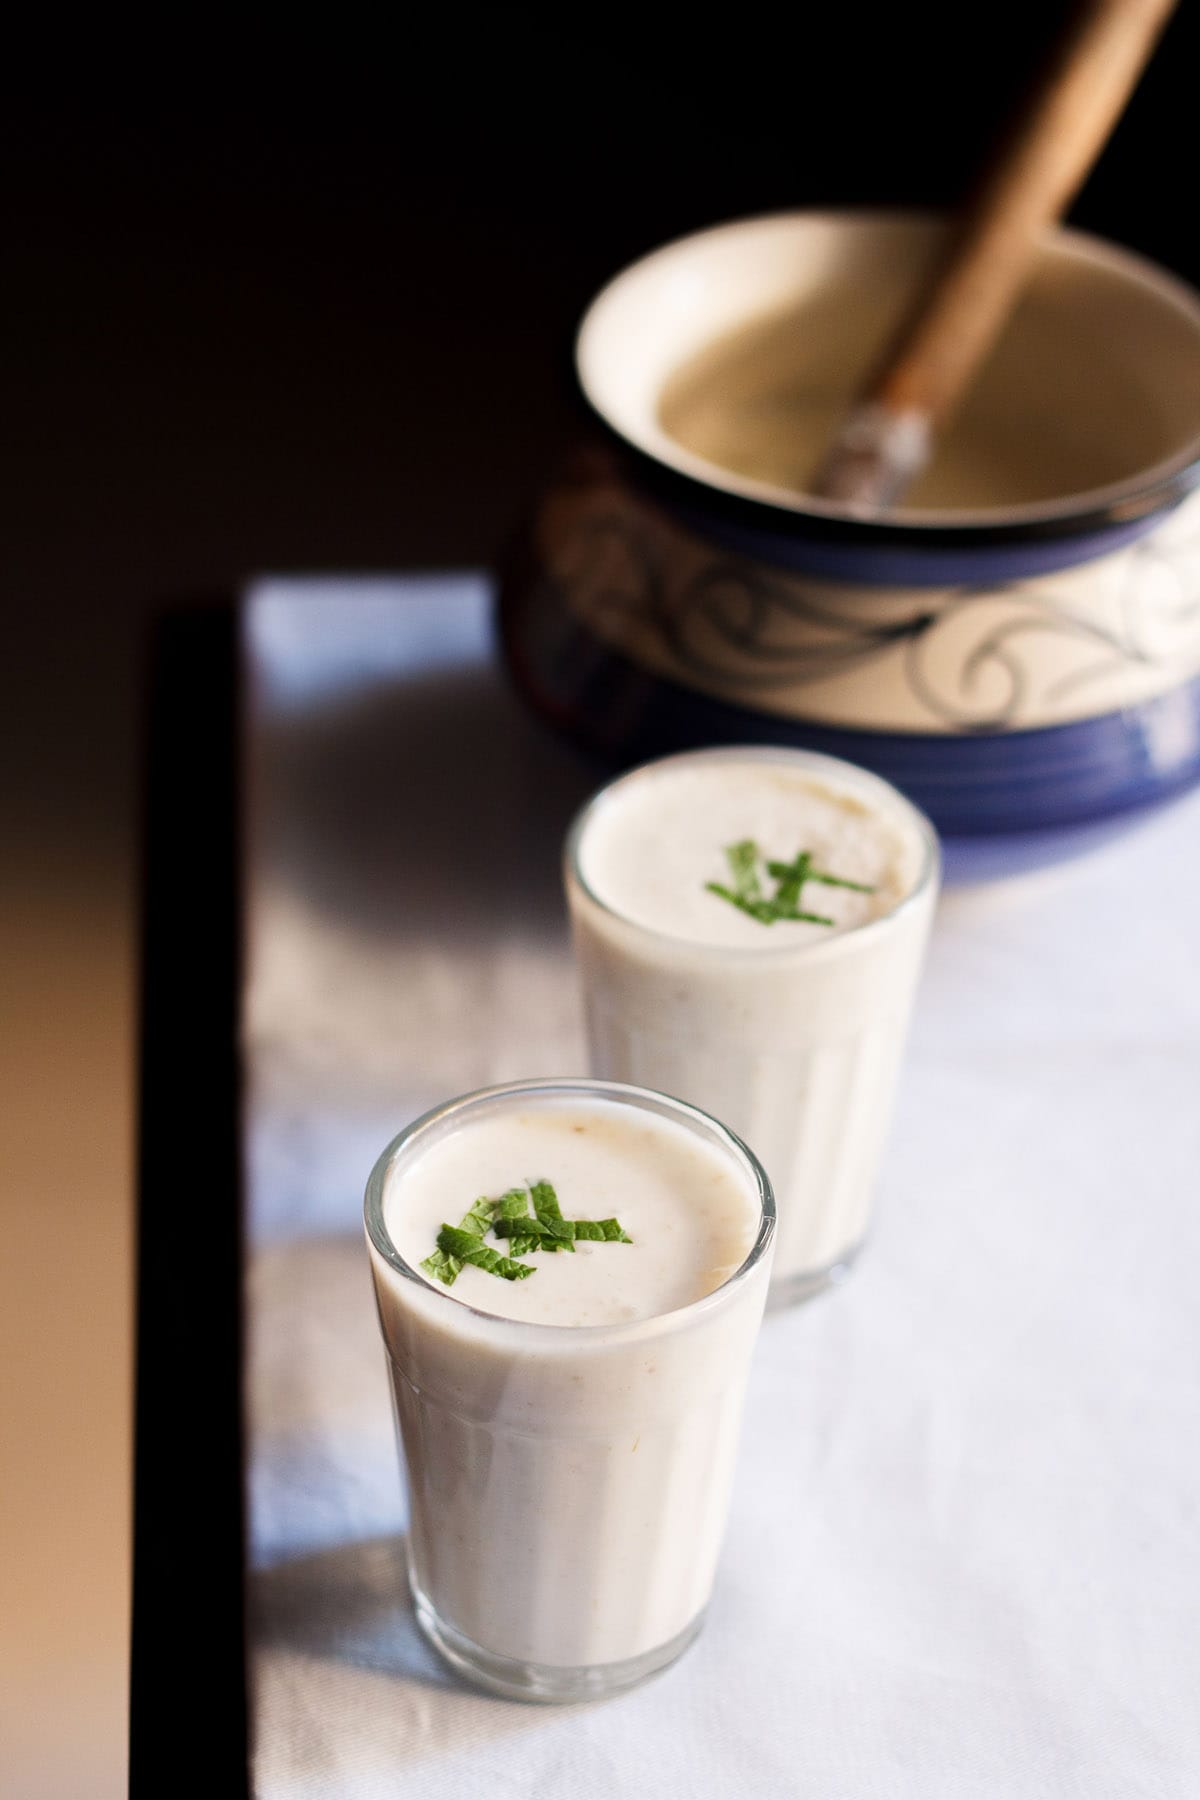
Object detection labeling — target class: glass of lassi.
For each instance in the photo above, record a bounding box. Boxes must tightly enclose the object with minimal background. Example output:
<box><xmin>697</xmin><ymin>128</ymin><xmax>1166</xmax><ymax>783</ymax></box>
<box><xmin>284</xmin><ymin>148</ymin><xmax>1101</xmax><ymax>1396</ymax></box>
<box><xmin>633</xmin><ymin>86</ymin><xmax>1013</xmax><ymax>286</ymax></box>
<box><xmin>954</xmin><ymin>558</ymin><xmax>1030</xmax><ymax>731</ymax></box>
<box><xmin>364</xmin><ymin>1076</ymin><xmax>775</xmax><ymax>1702</ymax></box>
<box><xmin>564</xmin><ymin>747</ymin><xmax>939</xmax><ymax>1305</ymax></box>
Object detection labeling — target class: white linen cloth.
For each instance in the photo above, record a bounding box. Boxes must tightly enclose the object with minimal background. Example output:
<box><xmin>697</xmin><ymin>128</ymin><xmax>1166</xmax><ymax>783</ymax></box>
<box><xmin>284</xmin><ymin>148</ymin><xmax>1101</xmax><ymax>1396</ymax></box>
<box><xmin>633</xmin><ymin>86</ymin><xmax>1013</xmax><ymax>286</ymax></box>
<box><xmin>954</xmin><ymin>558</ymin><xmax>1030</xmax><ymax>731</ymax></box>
<box><xmin>244</xmin><ymin>576</ymin><xmax>1200</xmax><ymax>1799</ymax></box>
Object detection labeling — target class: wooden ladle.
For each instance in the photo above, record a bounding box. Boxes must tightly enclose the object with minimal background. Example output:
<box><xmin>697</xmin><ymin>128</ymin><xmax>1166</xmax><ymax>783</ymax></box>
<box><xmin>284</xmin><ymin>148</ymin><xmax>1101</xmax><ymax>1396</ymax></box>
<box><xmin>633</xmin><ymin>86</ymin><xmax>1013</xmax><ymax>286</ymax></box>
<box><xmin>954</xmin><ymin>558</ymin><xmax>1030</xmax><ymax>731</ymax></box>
<box><xmin>811</xmin><ymin>0</ymin><xmax>1178</xmax><ymax>513</ymax></box>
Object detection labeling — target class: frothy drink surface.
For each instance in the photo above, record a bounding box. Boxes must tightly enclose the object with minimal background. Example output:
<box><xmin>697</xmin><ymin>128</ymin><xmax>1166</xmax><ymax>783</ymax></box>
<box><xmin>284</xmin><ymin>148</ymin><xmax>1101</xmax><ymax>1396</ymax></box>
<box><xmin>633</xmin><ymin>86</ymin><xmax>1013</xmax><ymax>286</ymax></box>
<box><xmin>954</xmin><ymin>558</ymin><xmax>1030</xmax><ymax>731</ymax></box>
<box><xmin>387</xmin><ymin>1097</ymin><xmax>758</xmax><ymax>1326</ymax></box>
<box><xmin>578</xmin><ymin>759</ymin><xmax>920</xmax><ymax>948</ymax></box>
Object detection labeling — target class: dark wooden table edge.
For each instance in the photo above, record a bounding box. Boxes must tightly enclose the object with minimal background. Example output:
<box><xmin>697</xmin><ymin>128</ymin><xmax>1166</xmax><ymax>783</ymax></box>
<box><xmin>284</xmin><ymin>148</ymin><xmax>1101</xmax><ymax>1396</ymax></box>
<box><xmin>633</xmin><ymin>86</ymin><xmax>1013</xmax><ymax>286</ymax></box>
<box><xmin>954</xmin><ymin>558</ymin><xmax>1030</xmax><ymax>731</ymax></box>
<box><xmin>129</xmin><ymin>599</ymin><xmax>250</xmax><ymax>1794</ymax></box>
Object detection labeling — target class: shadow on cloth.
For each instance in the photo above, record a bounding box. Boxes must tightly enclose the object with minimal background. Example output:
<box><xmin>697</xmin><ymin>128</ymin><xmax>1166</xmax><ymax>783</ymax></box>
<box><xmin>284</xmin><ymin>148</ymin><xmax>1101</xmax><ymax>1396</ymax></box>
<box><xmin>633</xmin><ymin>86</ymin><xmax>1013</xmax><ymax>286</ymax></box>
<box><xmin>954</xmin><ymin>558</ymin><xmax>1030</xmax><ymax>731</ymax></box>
<box><xmin>248</xmin><ymin>1533</ymin><xmax>592</xmax><ymax>1776</ymax></box>
<box><xmin>249</xmin><ymin>1533</ymin><xmax>448</xmax><ymax>1688</ymax></box>
<box><xmin>251</xmin><ymin>662</ymin><xmax>602</xmax><ymax>950</ymax></box>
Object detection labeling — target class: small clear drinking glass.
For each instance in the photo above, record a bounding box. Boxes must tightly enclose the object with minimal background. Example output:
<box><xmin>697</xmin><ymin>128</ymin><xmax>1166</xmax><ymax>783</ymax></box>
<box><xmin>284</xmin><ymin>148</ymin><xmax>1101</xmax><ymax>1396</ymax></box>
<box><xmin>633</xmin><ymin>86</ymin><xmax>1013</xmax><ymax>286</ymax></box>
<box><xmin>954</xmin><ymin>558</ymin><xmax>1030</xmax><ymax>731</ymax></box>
<box><xmin>364</xmin><ymin>1076</ymin><xmax>775</xmax><ymax>1703</ymax></box>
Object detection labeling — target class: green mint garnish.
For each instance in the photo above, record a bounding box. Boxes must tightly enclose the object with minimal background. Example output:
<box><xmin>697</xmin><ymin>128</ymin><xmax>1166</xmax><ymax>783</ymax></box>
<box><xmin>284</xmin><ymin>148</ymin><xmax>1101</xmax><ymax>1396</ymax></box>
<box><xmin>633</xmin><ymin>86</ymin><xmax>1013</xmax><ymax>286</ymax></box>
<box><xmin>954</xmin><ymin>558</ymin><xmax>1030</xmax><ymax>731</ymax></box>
<box><xmin>531</xmin><ymin>1178</ymin><xmax>563</xmax><ymax>1224</ymax></box>
<box><xmin>494</xmin><ymin>1215</ymin><xmax>575</xmax><ymax>1249</ymax></box>
<box><xmin>495</xmin><ymin>1215</ymin><xmax>632</xmax><ymax>1246</ymax></box>
<box><xmin>703</xmin><ymin>836</ymin><xmax>777</xmax><ymax>920</ymax></box>
<box><xmin>494</xmin><ymin>1188</ymin><xmax>542</xmax><ymax>1255</ymax></box>
<box><xmin>419</xmin><ymin>1247</ymin><xmax>461</xmax><ymax>1285</ymax></box>
<box><xmin>762</xmin><ymin>852</ymin><xmax>833</xmax><ymax>925</ymax></box>
<box><xmin>529</xmin><ymin>1181</ymin><xmax>631</xmax><ymax>1245</ymax></box>
<box><xmin>503</xmin><ymin>1229</ymin><xmax>541</xmax><ymax>1256</ymax></box>
<box><xmin>704</xmin><ymin>884</ymin><xmax>778</xmax><ymax>924</ymax></box>
<box><xmin>706</xmin><ymin>840</ymin><xmax>873</xmax><ymax>927</ymax></box>
<box><xmin>435</xmin><ymin>1224</ymin><xmax>535</xmax><ymax>1281</ymax></box>
<box><xmin>420</xmin><ymin>1193</ymin><xmax>501</xmax><ymax>1284</ymax></box>
<box><xmin>460</xmin><ymin>1195</ymin><xmax>499</xmax><ymax>1235</ymax></box>
<box><xmin>766</xmin><ymin>851</ymin><xmax>810</xmax><ymax>911</ymax></box>
<box><xmin>530</xmin><ymin>1179</ymin><xmax>575</xmax><ymax>1250</ymax></box>
<box><xmin>420</xmin><ymin>1179</ymin><xmax>632</xmax><ymax>1284</ymax></box>
<box><xmin>497</xmin><ymin>1189</ymin><xmax>534</xmax><ymax>1217</ymax></box>
<box><xmin>775</xmin><ymin>862</ymin><xmax>877</xmax><ymax>894</ymax></box>
<box><xmin>725</xmin><ymin>838</ymin><xmax>763</xmax><ymax>903</ymax></box>
<box><xmin>496</xmin><ymin>1181</ymin><xmax>574</xmax><ymax>1254</ymax></box>
<box><xmin>571</xmin><ymin>1218</ymin><xmax>633</xmax><ymax>1242</ymax></box>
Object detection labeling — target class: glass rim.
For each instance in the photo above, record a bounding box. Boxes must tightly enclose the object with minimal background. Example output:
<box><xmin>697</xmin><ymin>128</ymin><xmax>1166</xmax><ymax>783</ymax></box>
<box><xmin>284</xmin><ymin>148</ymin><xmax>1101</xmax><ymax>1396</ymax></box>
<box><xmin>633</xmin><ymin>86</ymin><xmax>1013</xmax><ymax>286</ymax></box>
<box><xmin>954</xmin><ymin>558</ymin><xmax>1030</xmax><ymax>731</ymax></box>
<box><xmin>363</xmin><ymin>1077</ymin><xmax>776</xmax><ymax>1342</ymax></box>
<box><xmin>563</xmin><ymin>744</ymin><xmax>941</xmax><ymax>962</ymax></box>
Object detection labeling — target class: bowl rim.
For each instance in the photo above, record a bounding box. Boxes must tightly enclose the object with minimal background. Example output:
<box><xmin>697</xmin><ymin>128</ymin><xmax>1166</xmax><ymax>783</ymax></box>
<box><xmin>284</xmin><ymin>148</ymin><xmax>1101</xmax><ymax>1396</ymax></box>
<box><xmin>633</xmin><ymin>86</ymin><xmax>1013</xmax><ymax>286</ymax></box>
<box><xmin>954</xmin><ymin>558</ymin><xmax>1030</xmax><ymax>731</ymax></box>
<box><xmin>574</xmin><ymin>207</ymin><xmax>1200</xmax><ymax>548</ymax></box>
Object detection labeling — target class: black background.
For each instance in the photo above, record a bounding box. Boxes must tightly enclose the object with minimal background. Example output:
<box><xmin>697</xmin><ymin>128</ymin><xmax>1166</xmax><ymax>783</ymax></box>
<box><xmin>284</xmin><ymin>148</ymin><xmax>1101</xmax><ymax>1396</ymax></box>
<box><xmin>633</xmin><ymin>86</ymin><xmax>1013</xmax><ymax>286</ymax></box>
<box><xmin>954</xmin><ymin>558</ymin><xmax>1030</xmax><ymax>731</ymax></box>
<box><xmin>5</xmin><ymin>4</ymin><xmax>1196</xmax><ymax>594</ymax></box>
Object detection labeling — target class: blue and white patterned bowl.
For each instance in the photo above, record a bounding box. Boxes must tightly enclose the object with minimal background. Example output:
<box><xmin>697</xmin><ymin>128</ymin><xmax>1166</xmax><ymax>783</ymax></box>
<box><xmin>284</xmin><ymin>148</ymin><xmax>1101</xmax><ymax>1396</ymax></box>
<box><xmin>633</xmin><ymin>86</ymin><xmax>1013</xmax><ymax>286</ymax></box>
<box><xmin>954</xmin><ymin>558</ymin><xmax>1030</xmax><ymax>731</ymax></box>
<box><xmin>499</xmin><ymin>212</ymin><xmax>1200</xmax><ymax>870</ymax></box>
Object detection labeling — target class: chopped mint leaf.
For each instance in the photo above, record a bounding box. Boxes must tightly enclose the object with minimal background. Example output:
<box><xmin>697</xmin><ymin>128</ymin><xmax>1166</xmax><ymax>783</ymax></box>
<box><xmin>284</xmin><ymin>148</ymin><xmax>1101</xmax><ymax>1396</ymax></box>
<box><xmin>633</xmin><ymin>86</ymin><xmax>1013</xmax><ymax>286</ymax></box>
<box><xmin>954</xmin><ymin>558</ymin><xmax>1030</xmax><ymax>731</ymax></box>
<box><xmin>766</xmin><ymin>853</ymin><xmax>812</xmax><ymax>912</ymax></box>
<box><xmin>420</xmin><ymin>1247</ymin><xmax>462</xmax><ymax>1286</ymax></box>
<box><xmin>492</xmin><ymin>1182</ymin><xmax>572</xmax><ymax>1254</ymax></box>
<box><xmin>530</xmin><ymin>1180</ymin><xmax>574</xmax><ymax>1250</ymax></box>
<box><xmin>460</xmin><ymin>1195</ymin><xmax>498</xmax><ymax>1236</ymax></box>
<box><xmin>497</xmin><ymin>1189</ymin><xmax>533</xmax><ymax>1218</ymax></box>
<box><xmin>708</xmin><ymin>840</ymin><xmax>874</xmax><ymax>927</ymax></box>
<box><xmin>494</xmin><ymin>1215</ymin><xmax>577</xmax><ymax>1251</ymax></box>
<box><xmin>725</xmin><ymin>838</ymin><xmax>762</xmax><ymax>902</ymax></box>
<box><xmin>531</xmin><ymin>1179</ymin><xmax>563</xmax><ymax>1223</ymax></box>
<box><xmin>422</xmin><ymin>1182</ymin><xmax>631</xmax><ymax>1283</ymax></box>
<box><xmin>420</xmin><ymin>1194</ymin><xmax>501</xmax><ymax>1285</ymax></box>
<box><xmin>704</xmin><ymin>882</ymin><xmax>779</xmax><ymax>924</ymax></box>
<box><xmin>571</xmin><ymin>1219</ymin><xmax>633</xmax><ymax>1243</ymax></box>
<box><xmin>806</xmin><ymin>869</ymin><xmax>876</xmax><ymax>893</ymax></box>
<box><xmin>495</xmin><ymin>1188</ymin><xmax>542</xmax><ymax>1255</ymax></box>
<box><xmin>496</xmin><ymin>1213</ymin><xmax>631</xmax><ymax>1245</ymax></box>
<box><xmin>436</xmin><ymin>1225</ymin><xmax>535</xmax><ymax>1281</ymax></box>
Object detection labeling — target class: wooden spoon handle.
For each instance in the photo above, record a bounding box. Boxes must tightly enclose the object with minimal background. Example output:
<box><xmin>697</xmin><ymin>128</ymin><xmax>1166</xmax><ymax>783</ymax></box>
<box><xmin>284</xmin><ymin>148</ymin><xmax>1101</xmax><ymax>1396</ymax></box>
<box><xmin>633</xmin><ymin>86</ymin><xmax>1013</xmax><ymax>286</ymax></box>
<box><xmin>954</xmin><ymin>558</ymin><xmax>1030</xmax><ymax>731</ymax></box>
<box><xmin>814</xmin><ymin>0</ymin><xmax>1177</xmax><ymax>508</ymax></box>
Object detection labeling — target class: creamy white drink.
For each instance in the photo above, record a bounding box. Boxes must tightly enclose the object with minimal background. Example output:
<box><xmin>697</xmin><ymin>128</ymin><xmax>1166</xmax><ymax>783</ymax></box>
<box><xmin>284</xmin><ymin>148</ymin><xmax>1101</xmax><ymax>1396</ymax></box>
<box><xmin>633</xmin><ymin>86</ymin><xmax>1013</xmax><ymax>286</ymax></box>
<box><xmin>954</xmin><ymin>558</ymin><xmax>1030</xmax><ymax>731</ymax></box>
<box><xmin>364</xmin><ymin>1078</ymin><xmax>774</xmax><ymax>1702</ymax></box>
<box><xmin>565</xmin><ymin>748</ymin><xmax>938</xmax><ymax>1302</ymax></box>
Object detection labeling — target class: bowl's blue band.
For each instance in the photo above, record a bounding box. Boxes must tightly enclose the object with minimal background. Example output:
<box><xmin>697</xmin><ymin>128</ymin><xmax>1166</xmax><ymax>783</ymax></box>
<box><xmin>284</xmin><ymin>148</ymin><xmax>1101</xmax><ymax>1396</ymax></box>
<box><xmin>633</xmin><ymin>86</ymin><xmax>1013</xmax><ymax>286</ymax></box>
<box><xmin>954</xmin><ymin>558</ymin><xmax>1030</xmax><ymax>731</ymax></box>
<box><xmin>598</xmin><ymin>658</ymin><xmax>1200</xmax><ymax>837</ymax></box>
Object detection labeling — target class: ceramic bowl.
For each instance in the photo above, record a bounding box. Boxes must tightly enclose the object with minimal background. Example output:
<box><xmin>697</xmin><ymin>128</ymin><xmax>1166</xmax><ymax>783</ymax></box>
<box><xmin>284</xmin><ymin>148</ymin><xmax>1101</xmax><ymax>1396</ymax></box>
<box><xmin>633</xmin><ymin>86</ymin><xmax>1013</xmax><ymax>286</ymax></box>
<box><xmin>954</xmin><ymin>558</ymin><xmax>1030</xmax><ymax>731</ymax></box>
<box><xmin>499</xmin><ymin>211</ymin><xmax>1200</xmax><ymax>870</ymax></box>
